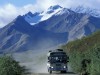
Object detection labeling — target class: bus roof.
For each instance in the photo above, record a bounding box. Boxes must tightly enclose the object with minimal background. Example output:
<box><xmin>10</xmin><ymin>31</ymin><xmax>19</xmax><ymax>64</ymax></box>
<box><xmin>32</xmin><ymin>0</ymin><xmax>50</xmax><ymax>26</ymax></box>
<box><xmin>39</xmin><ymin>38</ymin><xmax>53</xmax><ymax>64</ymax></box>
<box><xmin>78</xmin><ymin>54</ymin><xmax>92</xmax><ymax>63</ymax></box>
<box><xmin>47</xmin><ymin>49</ymin><xmax>66</xmax><ymax>56</ymax></box>
<box><xmin>49</xmin><ymin>49</ymin><xmax>63</xmax><ymax>52</ymax></box>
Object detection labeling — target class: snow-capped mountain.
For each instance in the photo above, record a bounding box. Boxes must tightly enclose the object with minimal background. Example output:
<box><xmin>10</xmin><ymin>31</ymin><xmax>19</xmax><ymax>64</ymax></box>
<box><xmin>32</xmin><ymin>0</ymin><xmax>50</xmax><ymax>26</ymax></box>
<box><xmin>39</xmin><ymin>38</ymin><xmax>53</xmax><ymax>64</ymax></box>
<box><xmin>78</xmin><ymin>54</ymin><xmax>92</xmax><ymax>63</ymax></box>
<box><xmin>35</xmin><ymin>6</ymin><xmax>100</xmax><ymax>41</ymax></box>
<box><xmin>23</xmin><ymin>5</ymin><xmax>63</xmax><ymax>25</ymax></box>
<box><xmin>0</xmin><ymin>5</ymin><xmax>100</xmax><ymax>53</ymax></box>
<box><xmin>40</xmin><ymin>5</ymin><xmax>63</xmax><ymax>21</ymax></box>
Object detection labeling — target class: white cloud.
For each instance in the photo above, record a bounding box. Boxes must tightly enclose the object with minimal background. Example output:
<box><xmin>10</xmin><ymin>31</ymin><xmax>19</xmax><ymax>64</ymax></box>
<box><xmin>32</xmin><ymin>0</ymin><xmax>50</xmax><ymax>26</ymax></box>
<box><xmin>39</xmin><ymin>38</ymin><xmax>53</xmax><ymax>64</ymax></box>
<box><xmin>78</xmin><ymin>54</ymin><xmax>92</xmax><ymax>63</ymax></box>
<box><xmin>0</xmin><ymin>3</ymin><xmax>38</xmax><ymax>28</ymax></box>
<box><xmin>0</xmin><ymin>0</ymin><xmax>100</xmax><ymax>28</ymax></box>
<box><xmin>34</xmin><ymin>0</ymin><xmax>100</xmax><ymax>10</ymax></box>
<box><xmin>52</xmin><ymin>0</ymin><xmax>100</xmax><ymax>9</ymax></box>
<box><xmin>0</xmin><ymin>4</ymin><xmax>18</xmax><ymax>27</ymax></box>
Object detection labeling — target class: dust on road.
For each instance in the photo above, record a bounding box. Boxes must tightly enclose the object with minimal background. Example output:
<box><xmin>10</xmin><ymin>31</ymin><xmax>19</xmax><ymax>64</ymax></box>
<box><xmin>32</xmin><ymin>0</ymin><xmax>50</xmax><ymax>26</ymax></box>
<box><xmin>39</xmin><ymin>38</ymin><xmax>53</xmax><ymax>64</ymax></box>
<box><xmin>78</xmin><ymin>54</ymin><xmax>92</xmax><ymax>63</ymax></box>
<box><xmin>31</xmin><ymin>72</ymin><xmax>78</xmax><ymax>75</ymax></box>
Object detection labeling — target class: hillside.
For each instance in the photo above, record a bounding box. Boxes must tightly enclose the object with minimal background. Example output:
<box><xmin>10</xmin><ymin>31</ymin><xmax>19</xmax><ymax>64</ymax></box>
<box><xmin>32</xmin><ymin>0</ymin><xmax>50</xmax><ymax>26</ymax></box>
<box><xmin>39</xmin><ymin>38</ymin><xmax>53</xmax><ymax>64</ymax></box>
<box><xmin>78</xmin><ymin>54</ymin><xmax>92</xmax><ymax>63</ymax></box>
<box><xmin>62</xmin><ymin>30</ymin><xmax>100</xmax><ymax>75</ymax></box>
<box><xmin>0</xmin><ymin>15</ymin><xmax>68</xmax><ymax>53</ymax></box>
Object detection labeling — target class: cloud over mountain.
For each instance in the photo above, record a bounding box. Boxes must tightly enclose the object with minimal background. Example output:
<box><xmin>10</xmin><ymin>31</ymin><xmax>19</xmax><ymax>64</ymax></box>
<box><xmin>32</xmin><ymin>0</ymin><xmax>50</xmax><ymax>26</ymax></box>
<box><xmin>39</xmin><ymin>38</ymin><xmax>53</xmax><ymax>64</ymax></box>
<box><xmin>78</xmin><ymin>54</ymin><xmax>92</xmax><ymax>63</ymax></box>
<box><xmin>0</xmin><ymin>0</ymin><xmax>100</xmax><ymax>27</ymax></box>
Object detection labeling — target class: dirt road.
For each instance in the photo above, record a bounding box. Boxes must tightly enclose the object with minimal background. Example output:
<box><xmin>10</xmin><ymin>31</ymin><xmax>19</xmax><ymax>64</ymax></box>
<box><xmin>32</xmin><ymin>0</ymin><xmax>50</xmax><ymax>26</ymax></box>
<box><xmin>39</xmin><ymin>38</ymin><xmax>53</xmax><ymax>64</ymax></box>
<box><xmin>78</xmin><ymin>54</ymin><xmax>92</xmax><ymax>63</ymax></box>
<box><xmin>31</xmin><ymin>72</ymin><xmax>78</xmax><ymax>75</ymax></box>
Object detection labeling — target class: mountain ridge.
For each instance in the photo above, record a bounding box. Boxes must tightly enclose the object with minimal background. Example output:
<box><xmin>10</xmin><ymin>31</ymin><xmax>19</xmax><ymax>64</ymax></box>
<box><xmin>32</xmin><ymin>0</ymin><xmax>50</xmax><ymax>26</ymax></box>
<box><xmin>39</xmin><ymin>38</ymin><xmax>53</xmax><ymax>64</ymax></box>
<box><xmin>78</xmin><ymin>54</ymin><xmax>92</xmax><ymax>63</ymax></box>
<box><xmin>0</xmin><ymin>15</ymin><xmax>68</xmax><ymax>53</ymax></box>
<box><xmin>0</xmin><ymin>5</ymin><xmax>100</xmax><ymax>53</ymax></box>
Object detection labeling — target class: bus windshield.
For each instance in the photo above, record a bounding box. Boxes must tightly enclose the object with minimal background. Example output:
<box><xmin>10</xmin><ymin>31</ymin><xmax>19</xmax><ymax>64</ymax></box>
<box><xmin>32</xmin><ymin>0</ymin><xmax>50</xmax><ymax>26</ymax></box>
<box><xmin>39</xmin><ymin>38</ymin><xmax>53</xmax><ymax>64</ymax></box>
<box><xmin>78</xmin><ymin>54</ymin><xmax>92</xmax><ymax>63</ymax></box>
<box><xmin>48</xmin><ymin>54</ymin><xmax>67</xmax><ymax>63</ymax></box>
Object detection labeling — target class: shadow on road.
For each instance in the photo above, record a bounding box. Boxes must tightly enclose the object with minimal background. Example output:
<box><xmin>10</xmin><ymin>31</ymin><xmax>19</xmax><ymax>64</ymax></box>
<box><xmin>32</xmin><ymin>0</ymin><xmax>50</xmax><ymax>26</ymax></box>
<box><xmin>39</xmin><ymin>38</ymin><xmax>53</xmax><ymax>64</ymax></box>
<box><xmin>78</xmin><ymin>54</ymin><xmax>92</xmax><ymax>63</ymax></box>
<box><xmin>48</xmin><ymin>71</ymin><xmax>76</xmax><ymax>75</ymax></box>
<box><xmin>66</xmin><ymin>72</ymin><xmax>76</xmax><ymax>74</ymax></box>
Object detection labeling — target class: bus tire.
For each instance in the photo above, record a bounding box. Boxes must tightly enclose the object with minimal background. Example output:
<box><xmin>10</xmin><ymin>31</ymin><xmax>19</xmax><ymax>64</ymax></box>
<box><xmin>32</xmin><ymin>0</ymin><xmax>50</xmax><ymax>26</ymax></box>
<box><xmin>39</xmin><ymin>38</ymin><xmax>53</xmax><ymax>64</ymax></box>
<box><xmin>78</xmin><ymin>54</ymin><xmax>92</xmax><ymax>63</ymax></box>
<box><xmin>48</xmin><ymin>69</ymin><xmax>52</xmax><ymax>74</ymax></box>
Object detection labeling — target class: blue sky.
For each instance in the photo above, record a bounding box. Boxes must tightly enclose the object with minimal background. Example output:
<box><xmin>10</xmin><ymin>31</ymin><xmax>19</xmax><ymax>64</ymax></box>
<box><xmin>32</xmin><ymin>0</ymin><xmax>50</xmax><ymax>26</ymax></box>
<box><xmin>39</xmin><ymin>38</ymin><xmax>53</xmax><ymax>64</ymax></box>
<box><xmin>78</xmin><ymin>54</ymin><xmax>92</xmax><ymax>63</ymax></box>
<box><xmin>0</xmin><ymin>0</ymin><xmax>100</xmax><ymax>28</ymax></box>
<box><xmin>0</xmin><ymin>0</ymin><xmax>36</xmax><ymax>7</ymax></box>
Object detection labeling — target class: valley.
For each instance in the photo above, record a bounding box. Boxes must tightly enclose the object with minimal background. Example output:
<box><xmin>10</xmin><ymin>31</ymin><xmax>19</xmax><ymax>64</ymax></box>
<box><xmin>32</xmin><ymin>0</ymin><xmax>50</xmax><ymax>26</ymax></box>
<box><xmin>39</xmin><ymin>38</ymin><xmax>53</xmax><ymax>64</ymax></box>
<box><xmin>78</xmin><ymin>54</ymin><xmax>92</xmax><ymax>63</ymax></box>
<box><xmin>0</xmin><ymin>4</ymin><xmax>100</xmax><ymax>75</ymax></box>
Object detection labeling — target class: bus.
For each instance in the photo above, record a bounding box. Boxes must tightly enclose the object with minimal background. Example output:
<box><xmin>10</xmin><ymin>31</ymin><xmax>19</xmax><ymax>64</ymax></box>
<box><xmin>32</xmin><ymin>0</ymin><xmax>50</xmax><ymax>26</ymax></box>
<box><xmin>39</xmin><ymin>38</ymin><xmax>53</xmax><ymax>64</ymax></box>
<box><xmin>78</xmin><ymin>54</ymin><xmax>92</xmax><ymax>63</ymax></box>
<box><xmin>47</xmin><ymin>49</ymin><xmax>69</xmax><ymax>74</ymax></box>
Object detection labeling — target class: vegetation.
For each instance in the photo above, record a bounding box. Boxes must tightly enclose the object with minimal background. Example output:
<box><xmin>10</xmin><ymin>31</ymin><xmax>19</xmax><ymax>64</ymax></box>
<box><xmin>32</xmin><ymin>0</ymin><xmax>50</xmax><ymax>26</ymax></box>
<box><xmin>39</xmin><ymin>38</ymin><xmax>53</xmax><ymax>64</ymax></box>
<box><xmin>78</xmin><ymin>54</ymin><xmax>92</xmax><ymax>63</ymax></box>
<box><xmin>0</xmin><ymin>56</ymin><xmax>28</xmax><ymax>75</ymax></box>
<box><xmin>62</xmin><ymin>30</ymin><xmax>100</xmax><ymax>75</ymax></box>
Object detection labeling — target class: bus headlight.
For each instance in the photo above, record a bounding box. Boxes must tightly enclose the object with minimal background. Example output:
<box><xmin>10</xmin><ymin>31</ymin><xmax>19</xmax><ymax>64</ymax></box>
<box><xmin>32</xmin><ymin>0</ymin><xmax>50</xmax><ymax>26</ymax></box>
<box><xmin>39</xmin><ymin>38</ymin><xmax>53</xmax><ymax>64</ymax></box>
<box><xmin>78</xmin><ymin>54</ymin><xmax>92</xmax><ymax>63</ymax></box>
<box><xmin>63</xmin><ymin>66</ymin><xmax>66</xmax><ymax>68</ymax></box>
<box><xmin>51</xmin><ymin>66</ymin><xmax>53</xmax><ymax>68</ymax></box>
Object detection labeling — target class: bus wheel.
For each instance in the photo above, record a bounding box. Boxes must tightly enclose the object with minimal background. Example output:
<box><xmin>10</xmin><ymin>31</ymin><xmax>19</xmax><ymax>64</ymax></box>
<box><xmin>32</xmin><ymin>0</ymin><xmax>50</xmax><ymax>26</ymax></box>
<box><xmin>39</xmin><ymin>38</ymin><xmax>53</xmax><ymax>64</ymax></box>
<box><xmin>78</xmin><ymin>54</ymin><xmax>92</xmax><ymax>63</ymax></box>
<box><xmin>48</xmin><ymin>69</ymin><xmax>52</xmax><ymax>74</ymax></box>
<box><xmin>50</xmin><ymin>71</ymin><xmax>52</xmax><ymax>74</ymax></box>
<box><xmin>61</xmin><ymin>71</ymin><xmax>67</xmax><ymax>73</ymax></box>
<box><xmin>64</xmin><ymin>71</ymin><xmax>67</xmax><ymax>73</ymax></box>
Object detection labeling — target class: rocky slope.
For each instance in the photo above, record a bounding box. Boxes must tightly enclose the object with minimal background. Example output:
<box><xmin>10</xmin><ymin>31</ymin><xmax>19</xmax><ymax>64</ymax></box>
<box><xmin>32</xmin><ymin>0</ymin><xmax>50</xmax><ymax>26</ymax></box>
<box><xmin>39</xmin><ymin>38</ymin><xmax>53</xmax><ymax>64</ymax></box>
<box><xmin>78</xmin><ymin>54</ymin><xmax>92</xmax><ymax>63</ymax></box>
<box><xmin>0</xmin><ymin>15</ymin><xmax>68</xmax><ymax>53</ymax></box>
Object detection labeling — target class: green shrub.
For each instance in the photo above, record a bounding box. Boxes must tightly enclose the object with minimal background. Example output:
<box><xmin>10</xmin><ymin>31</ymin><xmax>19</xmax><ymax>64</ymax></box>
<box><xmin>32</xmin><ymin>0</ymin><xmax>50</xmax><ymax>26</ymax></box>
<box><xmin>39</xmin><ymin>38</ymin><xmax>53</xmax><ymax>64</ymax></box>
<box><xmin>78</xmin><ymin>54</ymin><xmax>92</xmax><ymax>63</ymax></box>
<box><xmin>62</xmin><ymin>30</ymin><xmax>100</xmax><ymax>75</ymax></box>
<box><xmin>0</xmin><ymin>56</ymin><xmax>28</xmax><ymax>75</ymax></box>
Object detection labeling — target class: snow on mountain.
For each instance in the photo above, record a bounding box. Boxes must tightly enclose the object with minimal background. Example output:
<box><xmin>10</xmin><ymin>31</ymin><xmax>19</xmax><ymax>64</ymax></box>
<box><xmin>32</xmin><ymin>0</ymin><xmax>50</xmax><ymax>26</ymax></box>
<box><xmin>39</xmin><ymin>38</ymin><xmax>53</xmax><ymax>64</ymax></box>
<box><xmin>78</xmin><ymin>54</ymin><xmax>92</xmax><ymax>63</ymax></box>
<box><xmin>23</xmin><ymin>5</ymin><xmax>100</xmax><ymax>26</ymax></box>
<box><xmin>23</xmin><ymin>12</ymin><xmax>42</xmax><ymax>25</ymax></box>
<box><xmin>71</xmin><ymin>6</ymin><xmax>100</xmax><ymax>17</ymax></box>
<box><xmin>54</xmin><ymin>8</ymin><xmax>72</xmax><ymax>16</ymax></box>
<box><xmin>23</xmin><ymin>5</ymin><xmax>63</xmax><ymax>25</ymax></box>
<box><xmin>40</xmin><ymin>5</ymin><xmax>63</xmax><ymax>21</ymax></box>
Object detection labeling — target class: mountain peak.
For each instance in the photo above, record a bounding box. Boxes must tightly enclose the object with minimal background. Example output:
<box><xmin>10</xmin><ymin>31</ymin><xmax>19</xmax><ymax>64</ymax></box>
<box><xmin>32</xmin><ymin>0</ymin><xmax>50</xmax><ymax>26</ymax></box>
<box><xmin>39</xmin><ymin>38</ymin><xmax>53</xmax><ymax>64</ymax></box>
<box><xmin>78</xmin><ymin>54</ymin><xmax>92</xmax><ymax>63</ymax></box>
<box><xmin>48</xmin><ymin>5</ymin><xmax>62</xmax><ymax>10</ymax></box>
<box><xmin>13</xmin><ymin>15</ymin><xmax>25</xmax><ymax>23</ymax></box>
<box><xmin>26</xmin><ymin>12</ymin><xmax>33</xmax><ymax>17</ymax></box>
<box><xmin>24</xmin><ymin>12</ymin><xmax>40</xmax><ymax>17</ymax></box>
<box><xmin>46</xmin><ymin>5</ymin><xmax>63</xmax><ymax>14</ymax></box>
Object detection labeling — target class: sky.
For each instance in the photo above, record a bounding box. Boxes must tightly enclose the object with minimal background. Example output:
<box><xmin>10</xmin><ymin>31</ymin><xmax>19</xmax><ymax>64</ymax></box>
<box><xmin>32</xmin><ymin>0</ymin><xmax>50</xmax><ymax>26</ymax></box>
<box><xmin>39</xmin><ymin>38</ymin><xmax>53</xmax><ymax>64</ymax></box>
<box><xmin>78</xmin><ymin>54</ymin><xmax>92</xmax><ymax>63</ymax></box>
<box><xmin>0</xmin><ymin>0</ymin><xmax>100</xmax><ymax>28</ymax></box>
<box><xmin>0</xmin><ymin>0</ymin><xmax>36</xmax><ymax>7</ymax></box>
